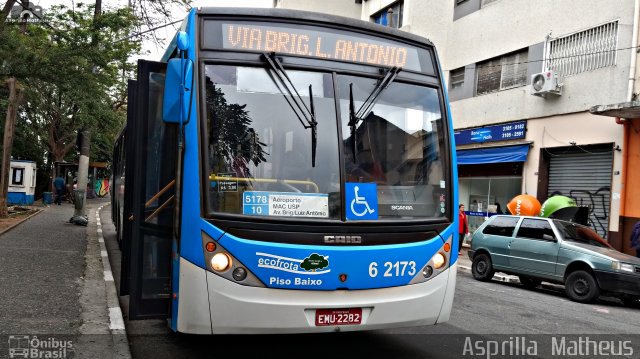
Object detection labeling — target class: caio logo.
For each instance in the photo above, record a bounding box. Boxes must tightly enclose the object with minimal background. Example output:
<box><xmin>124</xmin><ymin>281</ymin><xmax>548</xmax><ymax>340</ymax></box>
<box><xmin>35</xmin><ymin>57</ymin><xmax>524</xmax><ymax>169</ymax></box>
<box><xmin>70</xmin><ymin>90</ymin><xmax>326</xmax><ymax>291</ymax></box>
<box><xmin>324</xmin><ymin>235</ymin><xmax>362</xmax><ymax>244</ymax></box>
<box><xmin>6</xmin><ymin>2</ymin><xmax>43</xmax><ymax>23</ymax></box>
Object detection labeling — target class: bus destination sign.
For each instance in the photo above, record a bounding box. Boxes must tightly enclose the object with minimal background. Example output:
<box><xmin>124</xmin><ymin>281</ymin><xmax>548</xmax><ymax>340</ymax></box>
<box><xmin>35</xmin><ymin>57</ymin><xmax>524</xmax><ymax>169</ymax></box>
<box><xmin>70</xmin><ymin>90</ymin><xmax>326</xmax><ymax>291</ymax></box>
<box><xmin>218</xmin><ymin>22</ymin><xmax>425</xmax><ymax>72</ymax></box>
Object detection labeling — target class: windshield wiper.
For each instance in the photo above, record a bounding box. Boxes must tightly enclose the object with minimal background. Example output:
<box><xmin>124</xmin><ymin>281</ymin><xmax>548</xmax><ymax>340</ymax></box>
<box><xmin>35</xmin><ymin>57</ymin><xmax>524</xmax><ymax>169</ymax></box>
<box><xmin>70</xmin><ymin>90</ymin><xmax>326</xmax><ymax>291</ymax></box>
<box><xmin>348</xmin><ymin>66</ymin><xmax>401</xmax><ymax>161</ymax></box>
<box><xmin>262</xmin><ymin>52</ymin><xmax>318</xmax><ymax>167</ymax></box>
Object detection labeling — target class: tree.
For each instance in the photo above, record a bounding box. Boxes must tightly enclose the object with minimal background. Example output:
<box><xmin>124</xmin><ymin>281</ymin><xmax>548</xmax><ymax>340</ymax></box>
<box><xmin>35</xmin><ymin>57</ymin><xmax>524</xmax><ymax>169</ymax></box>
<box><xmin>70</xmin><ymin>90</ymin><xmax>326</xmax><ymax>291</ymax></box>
<box><xmin>0</xmin><ymin>4</ymin><xmax>141</xmax><ymax>215</ymax></box>
<box><xmin>206</xmin><ymin>78</ymin><xmax>267</xmax><ymax>177</ymax></box>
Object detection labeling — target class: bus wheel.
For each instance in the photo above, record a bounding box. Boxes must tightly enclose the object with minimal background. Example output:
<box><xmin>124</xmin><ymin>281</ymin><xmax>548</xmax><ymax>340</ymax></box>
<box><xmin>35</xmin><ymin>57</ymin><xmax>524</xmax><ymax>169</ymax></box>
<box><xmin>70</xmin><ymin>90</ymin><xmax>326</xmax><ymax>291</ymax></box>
<box><xmin>620</xmin><ymin>297</ymin><xmax>640</xmax><ymax>308</ymax></box>
<box><xmin>472</xmin><ymin>253</ymin><xmax>494</xmax><ymax>282</ymax></box>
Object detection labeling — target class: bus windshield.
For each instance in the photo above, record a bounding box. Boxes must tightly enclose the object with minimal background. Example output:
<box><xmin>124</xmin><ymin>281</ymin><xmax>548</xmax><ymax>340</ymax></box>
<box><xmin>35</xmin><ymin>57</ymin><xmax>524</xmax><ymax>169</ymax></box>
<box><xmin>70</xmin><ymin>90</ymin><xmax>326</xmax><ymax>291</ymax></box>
<box><xmin>205</xmin><ymin>65</ymin><xmax>341</xmax><ymax>219</ymax></box>
<box><xmin>205</xmin><ymin>65</ymin><xmax>448</xmax><ymax>221</ymax></box>
<box><xmin>337</xmin><ymin>75</ymin><xmax>446</xmax><ymax>219</ymax></box>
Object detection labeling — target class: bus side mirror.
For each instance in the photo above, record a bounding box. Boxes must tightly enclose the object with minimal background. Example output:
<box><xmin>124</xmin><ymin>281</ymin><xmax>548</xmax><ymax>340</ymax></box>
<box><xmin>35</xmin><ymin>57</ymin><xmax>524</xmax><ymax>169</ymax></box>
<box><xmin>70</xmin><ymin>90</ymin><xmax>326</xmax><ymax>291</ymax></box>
<box><xmin>162</xmin><ymin>32</ymin><xmax>192</xmax><ymax>124</ymax></box>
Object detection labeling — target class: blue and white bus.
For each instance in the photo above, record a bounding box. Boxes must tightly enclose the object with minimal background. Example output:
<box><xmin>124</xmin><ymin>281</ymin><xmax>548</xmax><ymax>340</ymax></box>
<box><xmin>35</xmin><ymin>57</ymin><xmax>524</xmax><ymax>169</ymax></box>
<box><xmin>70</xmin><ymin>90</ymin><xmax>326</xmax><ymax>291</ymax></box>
<box><xmin>112</xmin><ymin>7</ymin><xmax>458</xmax><ymax>334</ymax></box>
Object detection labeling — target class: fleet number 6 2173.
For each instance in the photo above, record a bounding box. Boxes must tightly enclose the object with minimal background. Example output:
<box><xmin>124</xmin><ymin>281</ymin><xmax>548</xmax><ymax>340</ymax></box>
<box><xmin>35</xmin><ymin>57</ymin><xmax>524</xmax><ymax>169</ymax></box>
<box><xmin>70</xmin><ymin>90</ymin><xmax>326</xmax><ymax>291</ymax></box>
<box><xmin>369</xmin><ymin>261</ymin><xmax>417</xmax><ymax>277</ymax></box>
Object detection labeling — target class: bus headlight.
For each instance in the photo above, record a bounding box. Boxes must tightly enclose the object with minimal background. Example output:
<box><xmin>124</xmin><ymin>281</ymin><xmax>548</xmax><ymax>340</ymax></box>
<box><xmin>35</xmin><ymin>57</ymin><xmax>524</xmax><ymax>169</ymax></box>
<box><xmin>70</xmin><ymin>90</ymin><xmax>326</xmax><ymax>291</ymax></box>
<box><xmin>211</xmin><ymin>253</ymin><xmax>232</xmax><ymax>272</ymax></box>
<box><xmin>432</xmin><ymin>252</ymin><xmax>446</xmax><ymax>269</ymax></box>
<box><xmin>410</xmin><ymin>236</ymin><xmax>452</xmax><ymax>284</ymax></box>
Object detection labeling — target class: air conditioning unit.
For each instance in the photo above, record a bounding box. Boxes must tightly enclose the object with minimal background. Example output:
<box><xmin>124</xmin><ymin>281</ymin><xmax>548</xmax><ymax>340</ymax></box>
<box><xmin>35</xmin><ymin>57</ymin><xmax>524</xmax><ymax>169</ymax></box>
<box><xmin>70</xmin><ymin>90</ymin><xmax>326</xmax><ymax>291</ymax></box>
<box><xmin>530</xmin><ymin>70</ymin><xmax>562</xmax><ymax>97</ymax></box>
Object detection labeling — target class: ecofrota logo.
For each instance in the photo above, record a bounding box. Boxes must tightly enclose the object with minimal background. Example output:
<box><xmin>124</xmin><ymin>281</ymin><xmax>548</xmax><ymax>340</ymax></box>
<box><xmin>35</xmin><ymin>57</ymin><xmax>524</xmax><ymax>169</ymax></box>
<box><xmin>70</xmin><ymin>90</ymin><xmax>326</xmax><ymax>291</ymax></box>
<box><xmin>6</xmin><ymin>2</ymin><xmax>43</xmax><ymax>24</ymax></box>
<box><xmin>257</xmin><ymin>252</ymin><xmax>330</xmax><ymax>274</ymax></box>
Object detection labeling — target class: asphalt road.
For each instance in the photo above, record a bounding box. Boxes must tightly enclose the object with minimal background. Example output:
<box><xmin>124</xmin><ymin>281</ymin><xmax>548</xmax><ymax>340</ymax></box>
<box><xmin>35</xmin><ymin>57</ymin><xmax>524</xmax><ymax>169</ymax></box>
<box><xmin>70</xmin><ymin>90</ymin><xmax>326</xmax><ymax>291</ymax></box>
<box><xmin>99</xmin><ymin>205</ymin><xmax>640</xmax><ymax>359</ymax></box>
<box><xmin>0</xmin><ymin>204</ymin><xmax>86</xmax><ymax>335</ymax></box>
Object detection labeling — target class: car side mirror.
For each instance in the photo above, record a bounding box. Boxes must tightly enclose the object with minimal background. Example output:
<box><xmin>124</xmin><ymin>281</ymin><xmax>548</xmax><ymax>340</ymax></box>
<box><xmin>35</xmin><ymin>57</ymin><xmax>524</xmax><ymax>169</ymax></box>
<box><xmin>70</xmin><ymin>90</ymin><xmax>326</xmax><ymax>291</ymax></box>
<box><xmin>542</xmin><ymin>234</ymin><xmax>556</xmax><ymax>242</ymax></box>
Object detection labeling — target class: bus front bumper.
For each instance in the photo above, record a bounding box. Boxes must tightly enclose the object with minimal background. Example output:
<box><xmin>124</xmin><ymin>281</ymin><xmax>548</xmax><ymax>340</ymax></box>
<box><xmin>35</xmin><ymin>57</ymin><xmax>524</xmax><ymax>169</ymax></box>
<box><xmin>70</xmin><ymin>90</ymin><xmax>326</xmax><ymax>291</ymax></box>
<box><xmin>176</xmin><ymin>258</ymin><xmax>457</xmax><ymax>334</ymax></box>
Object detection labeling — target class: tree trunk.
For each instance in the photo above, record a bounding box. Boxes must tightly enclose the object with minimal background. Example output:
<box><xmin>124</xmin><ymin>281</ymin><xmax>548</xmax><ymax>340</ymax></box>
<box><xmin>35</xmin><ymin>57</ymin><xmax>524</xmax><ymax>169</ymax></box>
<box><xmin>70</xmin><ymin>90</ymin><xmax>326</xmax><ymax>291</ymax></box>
<box><xmin>0</xmin><ymin>77</ymin><xmax>24</xmax><ymax>217</ymax></box>
<box><xmin>1</xmin><ymin>0</ymin><xmax>16</xmax><ymax>23</ymax></box>
<box><xmin>74</xmin><ymin>130</ymin><xmax>90</xmax><ymax>218</ymax></box>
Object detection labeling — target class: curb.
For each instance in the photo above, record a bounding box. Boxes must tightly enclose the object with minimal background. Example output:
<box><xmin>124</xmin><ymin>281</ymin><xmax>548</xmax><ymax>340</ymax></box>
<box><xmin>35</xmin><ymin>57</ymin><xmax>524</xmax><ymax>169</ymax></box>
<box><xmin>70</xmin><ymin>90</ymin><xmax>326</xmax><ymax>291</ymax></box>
<box><xmin>457</xmin><ymin>265</ymin><xmax>520</xmax><ymax>284</ymax></box>
<box><xmin>0</xmin><ymin>208</ymin><xmax>43</xmax><ymax>236</ymax></box>
<box><xmin>95</xmin><ymin>203</ymin><xmax>132</xmax><ymax>359</ymax></box>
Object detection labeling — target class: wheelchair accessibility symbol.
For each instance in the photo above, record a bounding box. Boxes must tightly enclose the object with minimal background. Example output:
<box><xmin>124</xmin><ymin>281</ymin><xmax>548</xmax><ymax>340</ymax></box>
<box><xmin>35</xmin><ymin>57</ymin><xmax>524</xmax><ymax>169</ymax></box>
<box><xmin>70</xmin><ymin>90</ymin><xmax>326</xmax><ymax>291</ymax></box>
<box><xmin>346</xmin><ymin>182</ymin><xmax>378</xmax><ymax>220</ymax></box>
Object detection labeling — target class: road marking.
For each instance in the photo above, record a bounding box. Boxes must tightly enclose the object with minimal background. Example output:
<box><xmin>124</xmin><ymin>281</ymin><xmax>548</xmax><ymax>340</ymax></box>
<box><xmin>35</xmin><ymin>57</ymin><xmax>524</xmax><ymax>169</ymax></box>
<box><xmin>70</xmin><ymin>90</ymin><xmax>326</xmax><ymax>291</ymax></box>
<box><xmin>109</xmin><ymin>307</ymin><xmax>126</xmax><ymax>330</ymax></box>
<box><xmin>101</xmin><ymin>250</ymin><xmax>108</xmax><ymax>257</ymax></box>
<box><xmin>104</xmin><ymin>270</ymin><xmax>114</xmax><ymax>281</ymax></box>
<box><xmin>595</xmin><ymin>307</ymin><xmax>610</xmax><ymax>314</ymax></box>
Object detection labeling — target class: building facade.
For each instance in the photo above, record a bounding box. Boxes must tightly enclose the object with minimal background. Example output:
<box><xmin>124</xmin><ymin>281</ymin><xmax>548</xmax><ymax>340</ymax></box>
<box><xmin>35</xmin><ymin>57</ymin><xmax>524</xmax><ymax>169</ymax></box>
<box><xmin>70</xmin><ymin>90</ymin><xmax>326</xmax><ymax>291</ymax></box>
<box><xmin>275</xmin><ymin>0</ymin><xmax>640</xmax><ymax>252</ymax></box>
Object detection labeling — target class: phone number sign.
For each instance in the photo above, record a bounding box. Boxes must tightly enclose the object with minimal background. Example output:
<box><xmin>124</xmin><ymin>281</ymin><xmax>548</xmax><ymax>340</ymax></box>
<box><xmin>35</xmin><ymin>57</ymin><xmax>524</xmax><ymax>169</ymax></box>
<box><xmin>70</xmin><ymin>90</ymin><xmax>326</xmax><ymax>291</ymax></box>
<box><xmin>454</xmin><ymin>121</ymin><xmax>526</xmax><ymax>146</ymax></box>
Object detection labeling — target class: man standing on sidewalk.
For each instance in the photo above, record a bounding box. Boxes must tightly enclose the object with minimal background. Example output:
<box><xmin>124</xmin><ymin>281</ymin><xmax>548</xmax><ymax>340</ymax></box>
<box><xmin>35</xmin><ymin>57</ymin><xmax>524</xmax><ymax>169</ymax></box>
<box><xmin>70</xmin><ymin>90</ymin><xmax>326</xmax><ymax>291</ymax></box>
<box><xmin>459</xmin><ymin>204</ymin><xmax>468</xmax><ymax>254</ymax></box>
<box><xmin>53</xmin><ymin>175</ymin><xmax>65</xmax><ymax>205</ymax></box>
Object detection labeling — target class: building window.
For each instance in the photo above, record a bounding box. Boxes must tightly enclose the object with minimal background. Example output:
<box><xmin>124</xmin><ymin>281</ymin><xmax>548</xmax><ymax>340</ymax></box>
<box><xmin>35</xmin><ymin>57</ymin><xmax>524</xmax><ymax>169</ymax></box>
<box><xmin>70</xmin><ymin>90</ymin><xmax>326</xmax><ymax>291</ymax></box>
<box><xmin>11</xmin><ymin>167</ymin><xmax>24</xmax><ymax>186</ymax></box>
<box><xmin>476</xmin><ymin>49</ymin><xmax>528</xmax><ymax>95</ymax></box>
<box><xmin>480</xmin><ymin>0</ymin><xmax>499</xmax><ymax>7</ymax></box>
<box><xmin>372</xmin><ymin>2</ymin><xmax>403</xmax><ymax>29</ymax></box>
<box><xmin>449</xmin><ymin>67</ymin><xmax>465</xmax><ymax>90</ymax></box>
<box><xmin>546</xmin><ymin>21</ymin><xmax>618</xmax><ymax>78</ymax></box>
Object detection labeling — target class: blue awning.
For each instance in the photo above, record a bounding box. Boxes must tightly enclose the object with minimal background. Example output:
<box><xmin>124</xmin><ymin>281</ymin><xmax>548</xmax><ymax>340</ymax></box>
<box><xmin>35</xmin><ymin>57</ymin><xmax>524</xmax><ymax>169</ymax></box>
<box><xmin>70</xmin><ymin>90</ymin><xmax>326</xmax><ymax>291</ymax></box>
<box><xmin>457</xmin><ymin>144</ymin><xmax>530</xmax><ymax>165</ymax></box>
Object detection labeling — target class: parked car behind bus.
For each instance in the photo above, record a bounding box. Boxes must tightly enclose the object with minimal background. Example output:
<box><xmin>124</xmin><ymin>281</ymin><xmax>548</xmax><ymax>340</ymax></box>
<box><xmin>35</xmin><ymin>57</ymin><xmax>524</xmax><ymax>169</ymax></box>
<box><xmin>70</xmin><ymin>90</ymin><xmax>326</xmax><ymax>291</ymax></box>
<box><xmin>469</xmin><ymin>215</ymin><xmax>640</xmax><ymax>306</ymax></box>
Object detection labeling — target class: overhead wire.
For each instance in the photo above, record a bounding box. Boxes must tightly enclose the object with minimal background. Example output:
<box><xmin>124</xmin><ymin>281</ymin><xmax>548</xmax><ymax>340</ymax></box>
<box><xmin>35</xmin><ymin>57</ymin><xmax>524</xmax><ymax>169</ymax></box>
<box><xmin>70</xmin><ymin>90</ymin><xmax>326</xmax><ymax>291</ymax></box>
<box><xmin>12</xmin><ymin>0</ymin><xmax>184</xmax><ymax>45</ymax></box>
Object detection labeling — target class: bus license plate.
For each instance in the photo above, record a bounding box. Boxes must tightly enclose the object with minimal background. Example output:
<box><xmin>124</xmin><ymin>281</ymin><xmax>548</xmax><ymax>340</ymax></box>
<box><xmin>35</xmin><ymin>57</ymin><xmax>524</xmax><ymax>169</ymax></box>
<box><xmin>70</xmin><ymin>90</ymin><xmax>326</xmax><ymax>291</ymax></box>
<box><xmin>315</xmin><ymin>308</ymin><xmax>362</xmax><ymax>326</ymax></box>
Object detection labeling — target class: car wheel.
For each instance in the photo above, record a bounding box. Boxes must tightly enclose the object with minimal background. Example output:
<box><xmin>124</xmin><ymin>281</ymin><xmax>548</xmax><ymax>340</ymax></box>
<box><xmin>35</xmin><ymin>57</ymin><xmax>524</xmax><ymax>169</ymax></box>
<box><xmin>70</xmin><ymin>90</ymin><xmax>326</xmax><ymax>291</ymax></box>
<box><xmin>519</xmin><ymin>276</ymin><xmax>542</xmax><ymax>289</ymax></box>
<box><xmin>620</xmin><ymin>297</ymin><xmax>640</xmax><ymax>308</ymax></box>
<box><xmin>472</xmin><ymin>253</ymin><xmax>494</xmax><ymax>282</ymax></box>
<box><xmin>565</xmin><ymin>270</ymin><xmax>600</xmax><ymax>303</ymax></box>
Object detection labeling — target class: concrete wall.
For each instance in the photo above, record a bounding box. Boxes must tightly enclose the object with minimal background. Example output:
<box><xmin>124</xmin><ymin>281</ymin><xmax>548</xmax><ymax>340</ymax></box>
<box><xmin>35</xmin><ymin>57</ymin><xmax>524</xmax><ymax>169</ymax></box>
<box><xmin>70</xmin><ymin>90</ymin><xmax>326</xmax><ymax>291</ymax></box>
<box><xmin>444</xmin><ymin>0</ymin><xmax>635</xmax><ymax>127</ymax></box>
<box><xmin>275</xmin><ymin>0</ymin><xmax>362</xmax><ymax>19</ymax></box>
<box><xmin>522</xmin><ymin>111</ymin><xmax>624</xmax><ymax>231</ymax></box>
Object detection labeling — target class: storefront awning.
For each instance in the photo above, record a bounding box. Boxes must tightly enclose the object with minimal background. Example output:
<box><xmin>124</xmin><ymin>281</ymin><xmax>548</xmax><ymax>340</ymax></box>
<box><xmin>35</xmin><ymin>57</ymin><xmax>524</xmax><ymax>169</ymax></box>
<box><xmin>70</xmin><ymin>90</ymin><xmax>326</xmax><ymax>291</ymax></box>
<box><xmin>457</xmin><ymin>144</ymin><xmax>530</xmax><ymax>165</ymax></box>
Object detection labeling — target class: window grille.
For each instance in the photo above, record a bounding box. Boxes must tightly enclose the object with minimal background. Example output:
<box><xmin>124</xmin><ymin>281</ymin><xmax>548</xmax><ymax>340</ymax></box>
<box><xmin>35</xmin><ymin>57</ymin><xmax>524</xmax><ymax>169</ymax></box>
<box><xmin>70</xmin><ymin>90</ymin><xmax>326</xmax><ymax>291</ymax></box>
<box><xmin>546</xmin><ymin>21</ymin><xmax>618</xmax><ymax>78</ymax></box>
<box><xmin>476</xmin><ymin>49</ymin><xmax>528</xmax><ymax>95</ymax></box>
<box><xmin>449</xmin><ymin>67</ymin><xmax>465</xmax><ymax>89</ymax></box>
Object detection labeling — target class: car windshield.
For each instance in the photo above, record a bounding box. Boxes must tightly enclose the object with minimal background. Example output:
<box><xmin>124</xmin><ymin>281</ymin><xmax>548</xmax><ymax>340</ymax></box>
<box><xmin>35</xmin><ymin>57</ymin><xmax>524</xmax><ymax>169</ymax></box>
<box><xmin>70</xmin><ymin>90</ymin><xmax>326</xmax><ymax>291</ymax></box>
<box><xmin>553</xmin><ymin>220</ymin><xmax>612</xmax><ymax>248</ymax></box>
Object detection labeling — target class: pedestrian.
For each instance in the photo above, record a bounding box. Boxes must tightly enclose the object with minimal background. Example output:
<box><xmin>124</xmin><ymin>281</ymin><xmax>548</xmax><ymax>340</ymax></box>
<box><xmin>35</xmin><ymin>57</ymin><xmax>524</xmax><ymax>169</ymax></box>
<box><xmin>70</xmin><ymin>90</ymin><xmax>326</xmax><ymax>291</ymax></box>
<box><xmin>459</xmin><ymin>204</ymin><xmax>468</xmax><ymax>254</ymax></box>
<box><xmin>53</xmin><ymin>175</ymin><xmax>65</xmax><ymax>205</ymax></box>
<box><xmin>494</xmin><ymin>202</ymin><xmax>503</xmax><ymax>214</ymax></box>
<box><xmin>631</xmin><ymin>221</ymin><xmax>640</xmax><ymax>258</ymax></box>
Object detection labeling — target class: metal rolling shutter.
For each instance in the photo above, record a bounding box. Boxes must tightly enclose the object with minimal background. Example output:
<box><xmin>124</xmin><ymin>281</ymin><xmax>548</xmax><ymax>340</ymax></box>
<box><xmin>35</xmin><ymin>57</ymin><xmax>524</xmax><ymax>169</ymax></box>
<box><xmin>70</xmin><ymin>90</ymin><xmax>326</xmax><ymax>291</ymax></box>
<box><xmin>547</xmin><ymin>150</ymin><xmax>613</xmax><ymax>238</ymax></box>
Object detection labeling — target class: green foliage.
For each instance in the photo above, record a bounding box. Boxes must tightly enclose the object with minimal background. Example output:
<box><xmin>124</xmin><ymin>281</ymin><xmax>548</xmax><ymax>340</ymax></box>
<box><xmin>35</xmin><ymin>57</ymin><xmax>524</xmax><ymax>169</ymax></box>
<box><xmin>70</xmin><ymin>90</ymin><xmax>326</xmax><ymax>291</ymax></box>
<box><xmin>206</xmin><ymin>77</ymin><xmax>268</xmax><ymax>176</ymax></box>
<box><xmin>0</xmin><ymin>3</ymin><xmax>142</xmax><ymax>169</ymax></box>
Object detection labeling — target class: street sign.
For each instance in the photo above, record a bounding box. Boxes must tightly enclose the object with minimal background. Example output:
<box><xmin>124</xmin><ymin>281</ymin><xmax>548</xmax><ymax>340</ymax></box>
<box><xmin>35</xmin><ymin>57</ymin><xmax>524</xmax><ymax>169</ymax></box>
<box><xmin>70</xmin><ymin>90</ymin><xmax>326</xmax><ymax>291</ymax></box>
<box><xmin>454</xmin><ymin>121</ymin><xmax>526</xmax><ymax>146</ymax></box>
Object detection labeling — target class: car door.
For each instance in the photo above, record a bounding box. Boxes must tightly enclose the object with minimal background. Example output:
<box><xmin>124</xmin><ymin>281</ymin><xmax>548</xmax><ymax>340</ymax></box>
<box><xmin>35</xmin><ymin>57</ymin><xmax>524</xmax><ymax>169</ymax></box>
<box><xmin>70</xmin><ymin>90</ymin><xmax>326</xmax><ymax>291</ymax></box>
<box><xmin>508</xmin><ymin>218</ymin><xmax>560</xmax><ymax>277</ymax></box>
<box><xmin>478</xmin><ymin>216</ymin><xmax>520</xmax><ymax>269</ymax></box>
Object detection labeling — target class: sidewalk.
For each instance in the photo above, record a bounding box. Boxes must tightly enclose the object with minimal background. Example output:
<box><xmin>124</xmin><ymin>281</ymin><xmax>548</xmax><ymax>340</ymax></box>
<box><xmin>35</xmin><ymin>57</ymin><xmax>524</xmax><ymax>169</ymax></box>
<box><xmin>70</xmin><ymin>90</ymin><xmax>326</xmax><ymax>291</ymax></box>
<box><xmin>457</xmin><ymin>246</ymin><xmax>520</xmax><ymax>283</ymax></box>
<box><xmin>0</xmin><ymin>198</ymin><xmax>128</xmax><ymax>358</ymax></box>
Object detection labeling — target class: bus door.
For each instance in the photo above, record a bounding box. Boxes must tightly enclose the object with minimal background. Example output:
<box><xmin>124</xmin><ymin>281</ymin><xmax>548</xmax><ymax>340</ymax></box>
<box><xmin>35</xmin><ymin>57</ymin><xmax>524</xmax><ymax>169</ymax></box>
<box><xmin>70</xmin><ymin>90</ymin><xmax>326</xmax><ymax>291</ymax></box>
<box><xmin>119</xmin><ymin>79</ymin><xmax>136</xmax><ymax>296</ymax></box>
<box><xmin>122</xmin><ymin>60</ymin><xmax>178</xmax><ymax>319</ymax></box>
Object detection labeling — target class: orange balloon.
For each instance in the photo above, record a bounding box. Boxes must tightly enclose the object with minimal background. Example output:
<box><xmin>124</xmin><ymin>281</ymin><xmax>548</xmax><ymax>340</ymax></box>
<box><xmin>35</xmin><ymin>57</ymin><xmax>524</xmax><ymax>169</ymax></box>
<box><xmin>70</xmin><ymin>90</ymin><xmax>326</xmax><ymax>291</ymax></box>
<box><xmin>507</xmin><ymin>194</ymin><xmax>541</xmax><ymax>216</ymax></box>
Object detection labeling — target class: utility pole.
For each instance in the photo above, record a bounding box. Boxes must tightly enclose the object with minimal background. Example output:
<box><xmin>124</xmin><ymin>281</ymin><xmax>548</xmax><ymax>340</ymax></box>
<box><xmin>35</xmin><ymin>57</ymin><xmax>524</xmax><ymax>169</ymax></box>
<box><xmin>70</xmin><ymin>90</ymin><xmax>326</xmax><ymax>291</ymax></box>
<box><xmin>70</xmin><ymin>129</ymin><xmax>90</xmax><ymax>225</ymax></box>
<box><xmin>0</xmin><ymin>77</ymin><xmax>24</xmax><ymax>217</ymax></box>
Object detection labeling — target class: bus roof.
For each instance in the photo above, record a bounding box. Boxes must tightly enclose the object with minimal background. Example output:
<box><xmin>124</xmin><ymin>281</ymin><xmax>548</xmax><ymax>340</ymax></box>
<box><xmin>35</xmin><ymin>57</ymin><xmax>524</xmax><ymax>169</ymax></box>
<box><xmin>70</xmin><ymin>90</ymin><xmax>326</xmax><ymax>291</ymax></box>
<box><xmin>197</xmin><ymin>7</ymin><xmax>434</xmax><ymax>48</ymax></box>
